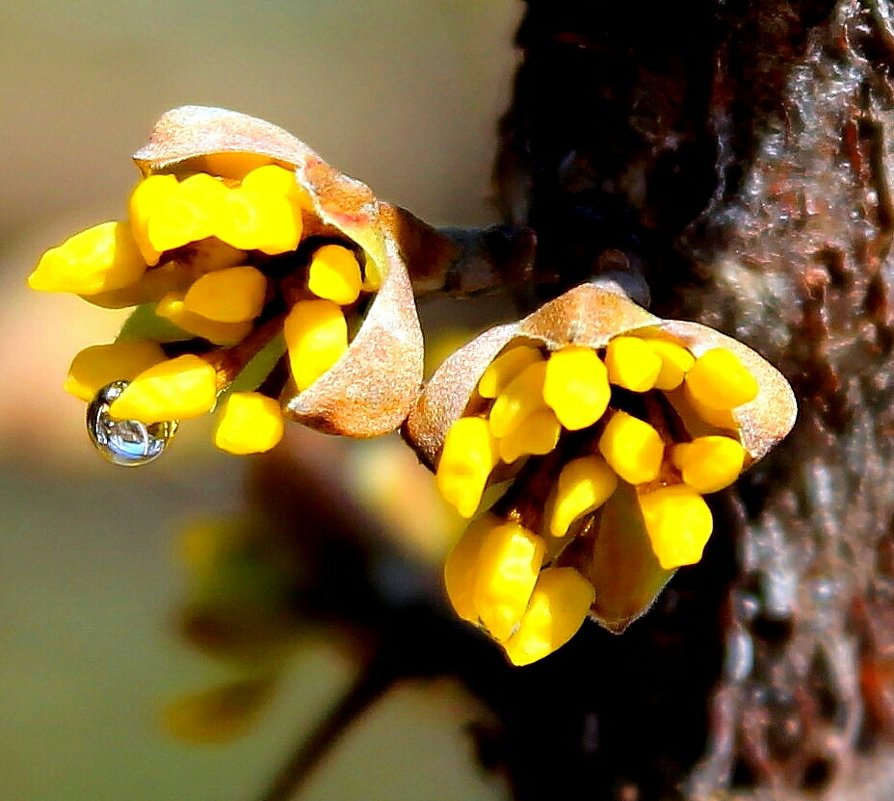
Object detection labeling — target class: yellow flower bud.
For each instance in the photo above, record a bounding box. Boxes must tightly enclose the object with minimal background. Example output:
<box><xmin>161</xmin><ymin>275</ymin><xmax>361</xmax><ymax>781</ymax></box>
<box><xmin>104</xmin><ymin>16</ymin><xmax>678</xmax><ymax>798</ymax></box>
<box><xmin>436</xmin><ymin>417</ymin><xmax>498</xmax><ymax>518</ymax></box>
<box><xmin>489</xmin><ymin>359</ymin><xmax>548</xmax><ymax>439</ymax></box>
<box><xmin>29</xmin><ymin>222</ymin><xmax>147</xmax><ymax>295</ymax></box>
<box><xmin>497</xmin><ymin>407</ymin><xmax>561</xmax><ymax>463</ymax></box>
<box><xmin>444</xmin><ymin>514</ymin><xmax>497</xmax><ymax>622</ymax></box>
<box><xmin>685</xmin><ymin>348</ymin><xmax>759</xmax><ymax>410</ymax></box>
<box><xmin>156</xmin><ymin>293</ymin><xmax>253</xmax><ymax>345</ymax></box>
<box><xmin>146</xmin><ymin>173</ymin><xmax>227</xmax><ymax>254</ymax></box>
<box><xmin>546</xmin><ymin>455</ymin><xmax>618</xmax><ymax>537</ymax></box>
<box><xmin>646</xmin><ymin>338</ymin><xmax>695</xmax><ymax>391</ymax></box>
<box><xmin>638</xmin><ymin>484</ymin><xmax>713</xmax><ymax>569</ymax></box>
<box><xmin>307</xmin><ymin>244</ymin><xmax>363</xmax><ymax>305</ymax></box>
<box><xmin>183</xmin><ymin>266</ymin><xmax>267</xmax><ymax>323</ymax></box>
<box><xmin>108</xmin><ymin>354</ymin><xmax>218</xmax><ymax>423</ymax></box>
<box><xmin>283</xmin><ymin>300</ymin><xmax>349</xmax><ymax>391</ymax></box>
<box><xmin>604</xmin><ymin>336</ymin><xmax>662</xmax><ymax>392</ymax></box>
<box><xmin>597</xmin><ymin>411</ymin><xmax>664</xmax><ymax>484</ymax></box>
<box><xmin>129</xmin><ymin>174</ymin><xmax>179</xmax><ymax>265</ymax></box>
<box><xmin>503</xmin><ymin>568</ymin><xmax>595</xmax><ymax>666</ymax></box>
<box><xmin>213</xmin><ymin>392</ymin><xmax>284</xmax><ymax>455</ymax></box>
<box><xmin>477</xmin><ymin>345</ymin><xmax>542</xmax><ymax>399</ymax></box>
<box><xmin>216</xmin><ymin>188</ymin><xmax>301</xmax><ymax>254</ymax></box>
<box><xmin>671</xmin><ymin>435</ymin><xmax>746</xmax><ymax>493</ymax></box>
<box><xmin>473</xmin><ymin>521</ymin><xmax>545</xmax><ymax>642</ymax></box>
<box><xmin>64</xmin><ymin>340</ymin><xmax>167</xmax><ymax>401</ymax></box>
<box><xmin>542</xmin><ymin>346</ymin><xmax>611</xmax><ymax>430</ymax></box>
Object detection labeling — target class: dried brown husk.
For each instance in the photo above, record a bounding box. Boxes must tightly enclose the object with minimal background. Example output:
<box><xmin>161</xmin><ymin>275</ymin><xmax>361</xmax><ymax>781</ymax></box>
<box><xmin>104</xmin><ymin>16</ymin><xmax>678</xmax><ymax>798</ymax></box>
<box><xmin>131</xmin><ymin>105</ymin><xmax>429</xmax><ymax>437</ymax></box>
<box><xmin>405</xmin><ymin>282</ymin><xmax>797</xmax><ymax>466</ymax></box>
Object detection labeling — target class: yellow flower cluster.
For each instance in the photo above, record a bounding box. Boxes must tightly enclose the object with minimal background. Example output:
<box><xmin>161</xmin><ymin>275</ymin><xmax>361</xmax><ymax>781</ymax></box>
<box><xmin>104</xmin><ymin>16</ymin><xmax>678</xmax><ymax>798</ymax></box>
<box><xmin>437</xmin><ymin>333</ymin><xmax>758</xmax><ymax>665</ymax></box>
<box><xmin>29</xmin><ymin>163</ymin><xmax>376</xmax><ymax>456</ymax></box>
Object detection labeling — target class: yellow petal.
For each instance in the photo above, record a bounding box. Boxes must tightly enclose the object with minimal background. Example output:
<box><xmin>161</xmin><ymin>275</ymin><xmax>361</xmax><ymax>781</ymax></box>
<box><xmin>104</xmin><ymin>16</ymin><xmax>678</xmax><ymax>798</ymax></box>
<box><xmin>213</xmin><ymin>392</ymin><xmax>284</xmax><ymax>455</ymax></box>
<box><xmin>489</xmin><ymin>360</ymin><xmax>548</xmax><ymax>438</ymax></box>
<box><xmin>283</xmin><ymin>299</ymin><xmax>348</xmax><ymax>391</ymax></box>
<box><xmin>129</xmin><ymin>174</ymin><xmax>179</xmax><ymax>265</ymax></box>
<box><xmin>478</xmin><ymin>345</ymin><xmax>542</xmax><ymax>399</ymax></box>
<box><xmin>436</xmin><ymin>416</ymin><xmax>498</xmax><ymax>518</ymax></box>
<box><xmin>670</xmin><ymin>435</ymin><xmax>746</xmax><ymax>493</ymax></box>
<box><xmin>29</xmin><ymin>222</ymin><xmax>147</xmax><ymax>295</ymax></box>
<box><xmin>638</xmin><ymin>484</ymin><xmax>713</xmax><ymax>569</ymax></box>
<box><xmin>64</xmin><ymin>340</ymin><xmax>167</xmax><ymax>401</ymax></box>
<box><xmin>474</xmin><ymin>521</ymin><xmax>545</xmax><ymax>642</ymax></box>
<box><xmin>546</xmin><ymin>454</ymin><xmax>618</xmax><ymax>537</ymax></box>
<box><xmin>307</xmin><ymin>244</ymin><xmax>363</xmax><ymax>305</ymax></box>
<box><xmin>604</xmin><ymin>336</ymin><xmax>662</xmax><ymax>392</ymax></box>
<box><xmin>184</xmin><ymin>266</ymin><xmax>267</xmax><ymax>323</ymax></box>
<box><xmin>597</xmin><ymin>411</ymin><xmax>664</xmax><ymax>484</ymax></box>
<box><xmin>645</xmin><ymin>338</ymin><xmax>695</xmax><ymax>391</ymax></box>
<box><xmin>542</xmin><ymin>345</ymin><xmax>611</xmax><ymax>430</ymax></box>
<box><xmin>503</xmin><ymin>568</ymin><xmax>594</xmax><ymax>666</ymax></box>
<box><xmin>108</xmin><ymin>354</ymin><xmax>218</xmax><ymax>423</ymax></box>
<box><xmin>156</xmin><ymin>293</ymin><xmax>252</xmax><ymax>346</ymax></box>
<box><xmin>685</xmin><ymin>348</ymin><xmax>759</xmax><ymax>410</ymax></box>
<box><xmin>497</xmin><ymin>407</ymin><xmax>561</xmax><ymax>463</ymax></box>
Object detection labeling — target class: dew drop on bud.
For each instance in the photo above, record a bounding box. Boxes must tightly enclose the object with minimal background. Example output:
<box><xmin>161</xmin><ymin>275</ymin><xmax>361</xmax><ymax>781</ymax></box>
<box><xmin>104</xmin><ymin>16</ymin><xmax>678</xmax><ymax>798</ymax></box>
<box><xmin>87</xmin><ymin>381</ymin><xmax>179</xmax><ymax>466</ymax></box>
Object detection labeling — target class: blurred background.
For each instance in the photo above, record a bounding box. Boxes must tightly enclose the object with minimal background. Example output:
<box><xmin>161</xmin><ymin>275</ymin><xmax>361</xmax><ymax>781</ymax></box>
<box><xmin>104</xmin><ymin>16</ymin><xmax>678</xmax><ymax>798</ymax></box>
<box><xmin>0</xmin><ymin>2</ymin><xmax>520</xmax><ymax>799</ymax></box>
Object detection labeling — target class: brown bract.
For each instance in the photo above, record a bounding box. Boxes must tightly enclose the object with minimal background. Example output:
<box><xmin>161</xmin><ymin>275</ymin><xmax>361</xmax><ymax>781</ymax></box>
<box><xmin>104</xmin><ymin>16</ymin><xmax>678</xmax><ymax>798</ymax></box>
<box><xmin>404</xmin><ymin>282</ymin><xmax>797</xmax><ymax>467</ymax></box>
<box><xmin>133</xmin><ymin>105</ymin><xmax>428</xmax><ymax>437</ymax></box>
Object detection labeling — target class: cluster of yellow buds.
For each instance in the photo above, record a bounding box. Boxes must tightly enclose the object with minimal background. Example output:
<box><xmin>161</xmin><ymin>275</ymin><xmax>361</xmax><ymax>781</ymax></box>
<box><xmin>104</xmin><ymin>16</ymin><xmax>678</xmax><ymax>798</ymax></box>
<box><xmin>28</xmin><ymin>106</ymin><xmax>423</xmax><ymax>462</ymax></box>
<box><xmin>405</xmin><ymin>283</ymin><xmax>796</xmax><ymax>665</ymax></box>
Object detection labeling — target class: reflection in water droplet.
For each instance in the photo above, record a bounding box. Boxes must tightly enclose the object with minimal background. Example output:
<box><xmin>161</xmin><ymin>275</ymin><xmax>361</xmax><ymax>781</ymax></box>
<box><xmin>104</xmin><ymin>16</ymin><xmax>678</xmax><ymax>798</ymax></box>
<box><xmin>87</xmin><ymin>381</ymin><xmax>179</xmax><ymax>466</ymax></box>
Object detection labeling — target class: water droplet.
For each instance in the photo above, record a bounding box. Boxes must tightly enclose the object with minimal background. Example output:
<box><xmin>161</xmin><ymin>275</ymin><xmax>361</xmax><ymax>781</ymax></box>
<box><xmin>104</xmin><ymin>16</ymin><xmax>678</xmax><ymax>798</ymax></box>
<box><xmin>87</xmin><ymin>381</ymin><xmax>179</xmax><ymax>466</ymax></box>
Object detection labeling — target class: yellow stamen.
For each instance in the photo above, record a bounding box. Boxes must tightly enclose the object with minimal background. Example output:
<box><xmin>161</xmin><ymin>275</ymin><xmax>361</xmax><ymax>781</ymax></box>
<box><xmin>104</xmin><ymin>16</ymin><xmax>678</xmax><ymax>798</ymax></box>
<box><xmin>474</xmin><ymin>520</ymin><xmax>545</xmax><ymax>642</ymax></box>
<box><xmin>213</xmin><ymin>392</ymin><xmax>284</xmax><ymax>455</ymax></box>
<box><xmin>146</xmin><ymin>173</ymin><xmax>227</xmax><ymax>254</ymax></box>
<box><xmin>685</xmin><ymin>348</ymin><xmax>759</xmax><ymax>410</ymax></box>
<box><xmin>645</xmin><ymin>338</ymin><xmax>695</xmax><ymax>390</ymax></box>
<box><xmin>64</xmin><ymin>340</ymin><xmax>167</xmax><ymax>401</ymax></box>
<box><xmin>604</xmin><ymin>336</ymin><xmax>662</xmax><ymax>392</ymax></box>
<box><xmin>183</xmin><ymin>266</ymin><xmax>267</xmax><ymax>323</ymax></box>
<box><xmin>29</xmin><ymin>222</ymin><xmax>147</xmax><ymax>295</ymax></box>
<box><xmin>542</xmin><ymin>346</ymin><xmax>611</xmax><ymax>430</ymax></box>
<box><xmin>478</xmin><ymin>345</ymin><xmax>542</xmax><ymax>399</ymax></box>
<box><xmin>156</xmin><ymin>293</ymin><xmax>252</xmax><ymax>345</ymax></box>
<box><xmin>597</xmin><ymin>411</ymin><xmax>664</xmax><ymax>484</ymax></box>
<box><xmin>283</xmin><ymin>300</ymin><xmax>348</xmax><ymax>391</ymax></box>
<box><xmin>307</xmin><ymin>244</ymin><xmax>363</xmax><ymax>305</ymax></box>
<box><xmin>503</xmin><ymin>568</ymin><xmax>595</xmax><ymax>666</ymax></box>
<box><xmin>638</xmin><ymin>484</ymin><xmax>714</xmax><ymax>569</ymax></box>
<box><xmin>444</xmin><ymin>513</ymin><xmax>497</xmax><ymax>622</ymax></box>
<box><xmin>436</xmin><ymin>417</ymin><xmax>498</xmax><ymax>518</ymax></box>
<box><xmin>670</xmin><ymin>435</ymin><xmax>746</xmax><ymax>493</ymax></box>
<box><xmin>546</xmin><ymin>455</ymin><xmax>618</xmax><ymax>537</ymax></box>
<box><xmin>108</xmin><ymin>354</ymin><xmax>218</xmax><ymax>423</ymax></box>
<box><xmin>129</xmin><ymin>174</ymin><xmax>179</xmax><ymax>265</ymax></box>
<box><xmin>489</xmin><ymin>360</ymin><xmax>548</xmax><ymax>439</ymax></box>
<box><xmin>497</xmin><ymin>407</ymin><xmax>561</xmax><ymax>463</ymax></box>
